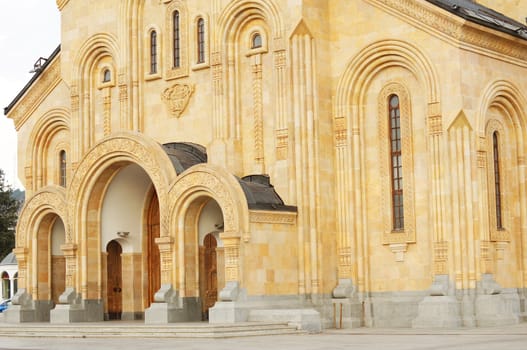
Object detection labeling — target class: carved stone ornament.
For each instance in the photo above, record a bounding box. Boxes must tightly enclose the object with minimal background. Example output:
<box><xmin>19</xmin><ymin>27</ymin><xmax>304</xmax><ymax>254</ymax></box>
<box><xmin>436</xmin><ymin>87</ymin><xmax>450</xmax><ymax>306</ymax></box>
<box><xmin>161</xmin><ymin>83</ymin><xmax>194</xmax><ymax>118</ymax></box>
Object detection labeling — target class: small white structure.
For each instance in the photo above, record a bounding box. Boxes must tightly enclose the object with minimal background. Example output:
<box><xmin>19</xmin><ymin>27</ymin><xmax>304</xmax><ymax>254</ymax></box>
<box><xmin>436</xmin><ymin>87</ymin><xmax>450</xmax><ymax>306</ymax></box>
<box><xmin>1</xmin><ymin>252</ymin><xmax>18</xmax><ymax>300</ymax></box>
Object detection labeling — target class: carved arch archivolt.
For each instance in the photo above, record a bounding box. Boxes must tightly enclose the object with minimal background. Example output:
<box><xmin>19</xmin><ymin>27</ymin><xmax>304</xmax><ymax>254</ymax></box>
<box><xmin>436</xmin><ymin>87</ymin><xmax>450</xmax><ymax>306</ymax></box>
<box><xmin>168</xmin><ymin>164</ymin><xmax>250</xmax><ymax>293</ymax></box>
<box><xmin>168</xmin><ymin>164</ymin><xmax>249</xmax><ymax>237</ymax></box>
<box><xmin>14</xmin><ymin>186</ymin><xmax>68</xmax><ymax>294</ymax></box>
<box><xmin>16</xmin><ymin>186</ymin><xmax>68</xmax><ymax>249</ymax></box>
<box><xmin>68</xmin><ymin>132</ymin><xmax>177</xmax><ymax>244</ymax></box>
<box><xmin>67</xmin><ymin>132</ymin><xmax>177</xmax><ymax>299</ymax></box>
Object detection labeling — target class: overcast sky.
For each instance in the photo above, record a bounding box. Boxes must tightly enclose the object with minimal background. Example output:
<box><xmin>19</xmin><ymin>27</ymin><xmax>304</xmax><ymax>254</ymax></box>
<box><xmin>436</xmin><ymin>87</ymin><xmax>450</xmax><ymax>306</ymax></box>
<box><xmin>0</xmin><ymin>1</ymin><xmax>60</xmax><ymax>189</ymax></box>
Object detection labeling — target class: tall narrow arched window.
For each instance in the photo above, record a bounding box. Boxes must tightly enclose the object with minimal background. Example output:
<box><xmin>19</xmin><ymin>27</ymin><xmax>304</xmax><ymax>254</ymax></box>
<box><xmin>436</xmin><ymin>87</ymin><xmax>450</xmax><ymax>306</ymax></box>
<box><xmin>150</xmin><ymin>30</ymin><xmax>157</xmax><ymax>74</ymax></box>
<box><xmin>103</xmin><ymin>69</ymin><xmax>111</xmax><ymax>83</ymax></box>
<box><xmin>389</xmin><ymin>95</ymin><xmax>404</xmax><ymax>230</ymax></box>
<box><xmin>59</xmin><ymin>150</ymin><xmax>67</xmax><ymax>187</ymax></box>
<box><xmin>493</xmin><ymin>131</ymin><xmax>503</xmax><ymax>229</ymax></box>
<box><xmin>197</xmin><ymin>18</ymin><xmax>205</xmax><ymax>64</ymax></box>
<box><xmin>252</xmin><ymin>33</ymin><xmax>262</xmax><ymax>49</ymax></box>
<box><xmin>173</xmin><ymin>10</ymin><xmax>180</xmax><ymax>68</ymax></box>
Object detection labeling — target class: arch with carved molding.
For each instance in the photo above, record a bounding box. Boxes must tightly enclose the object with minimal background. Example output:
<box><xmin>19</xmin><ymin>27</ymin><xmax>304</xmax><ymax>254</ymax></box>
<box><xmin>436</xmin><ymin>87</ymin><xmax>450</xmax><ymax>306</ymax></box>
<box><xmin>72</xmin><ymin>33</ymin><xmax>121</xmax><ymax>82</ymax></box>
<box><xmin>216</xmin><ymin>0</ymin><xmax>282</xmax><ymax>45</ymax></box>
<box><xmin>67</xmin><ymin>132</ymin><xmax>177</xmax><ymax>299</ymax></box>
<box><xmin>477</xmin><ymin>80</ymin><xmax>527</xmax><ymax>144</ymax></box>
<box><xmin>477</xmin><ymin>80</ymin><xmax>527</xmax><ymax>284</ymax></box>
<box><xmin>14</xmin><ymin>186</ymin><xmax>68</xmax><ymax>298</ymax></box>
<box><xmin>167</xmin><ymin>164</ymin><xmax>250</xmax><ymax>295</ymax></box>
<box><xmin>335</xmin><ymin>39</ymin><xmax>440</xmax><ymax>119</ymax></box>
<box><xmin>25</xmin><ymin>108</ymin><xmax>71</xmax><ymax>193</ymax></box>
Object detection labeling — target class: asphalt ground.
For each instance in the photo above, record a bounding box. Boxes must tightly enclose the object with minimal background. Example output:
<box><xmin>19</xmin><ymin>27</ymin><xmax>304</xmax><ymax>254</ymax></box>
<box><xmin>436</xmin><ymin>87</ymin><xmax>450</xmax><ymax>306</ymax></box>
<box><xmin>0</xmin><ymin>323</ymin><xmax>525</xmax><ymax>350</ymax></box>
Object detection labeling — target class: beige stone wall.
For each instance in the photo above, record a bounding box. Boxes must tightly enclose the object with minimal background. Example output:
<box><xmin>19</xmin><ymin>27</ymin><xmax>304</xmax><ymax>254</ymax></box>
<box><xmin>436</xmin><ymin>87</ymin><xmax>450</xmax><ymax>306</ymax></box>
<box><xmin>6</xmin><ymin>0</ymin><xmax>527</xmax><ymax>322</ymax></box>
<box><xmin>243</xmin><ymin>212</ymin><xmax>301</xmax><ymax>296</ymax></box>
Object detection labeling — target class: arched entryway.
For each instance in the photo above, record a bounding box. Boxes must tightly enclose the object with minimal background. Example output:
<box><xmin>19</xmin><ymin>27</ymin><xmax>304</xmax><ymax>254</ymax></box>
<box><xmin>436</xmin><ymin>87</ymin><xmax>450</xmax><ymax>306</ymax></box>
<box><xmin>200</xmin><ymin>233</ymin><xmax>218</xmax><ymax>320</ymax></box>
<box><xmin>99</xmin><ymin>163</ymin><xmax>159</xmax><ymax>320</ymax></box>
<box><xmin>194</xmin><ymin>198</ymin><xmax>224</xmax><ymax>320</ymax></box>
<box><xmin>50</xmin><ymin>217</ymin><xmax>66</xmax><ymax>306</ymax></box>
<box><xmin>36</xmin><ymin>214</ymin><xmax>66</xmax><ymax>313</ymax></box>
<box><xmin>106</xmin><ymin>240</ymin><xmax>122</xmax><ymax>320</ymax></box>
<box><xmin>146</xmin><ymin>190</ymin><xmax>160</xmax><ymax>308</ymax></box>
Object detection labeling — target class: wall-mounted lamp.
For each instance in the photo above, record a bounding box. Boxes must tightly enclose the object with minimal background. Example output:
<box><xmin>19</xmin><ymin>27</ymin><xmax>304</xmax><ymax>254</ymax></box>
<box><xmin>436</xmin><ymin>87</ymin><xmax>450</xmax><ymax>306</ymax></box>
<box><xmin>117</xmin><ymin>231</ymin><xmax>130</xmax><ymax>238</ymax></box>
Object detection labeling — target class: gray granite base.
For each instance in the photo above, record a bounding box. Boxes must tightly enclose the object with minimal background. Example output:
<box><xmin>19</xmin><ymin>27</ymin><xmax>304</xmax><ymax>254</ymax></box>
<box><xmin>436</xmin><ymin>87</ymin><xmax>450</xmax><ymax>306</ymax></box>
<box><xmin>49</xmin><ymin>299</ymin><xmax>103</xmax><ymax>323</ymax></box>
<box><xmin>412</xmin><ymin>296</ymin><xmax>462</xmax><ymax>328</ymax></box>
<box><xmin>144</xmin><ymin>297</ymin><xmax>202</xmax><ymax>324</ymax></box>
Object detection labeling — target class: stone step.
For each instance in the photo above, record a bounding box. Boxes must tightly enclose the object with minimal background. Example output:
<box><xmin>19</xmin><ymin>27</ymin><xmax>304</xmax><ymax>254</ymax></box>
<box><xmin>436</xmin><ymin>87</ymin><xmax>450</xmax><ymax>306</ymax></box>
<box><xmin>0</xmin><ymin>322</ymin><xmax>301</xmax><ymax>338</ymax></box>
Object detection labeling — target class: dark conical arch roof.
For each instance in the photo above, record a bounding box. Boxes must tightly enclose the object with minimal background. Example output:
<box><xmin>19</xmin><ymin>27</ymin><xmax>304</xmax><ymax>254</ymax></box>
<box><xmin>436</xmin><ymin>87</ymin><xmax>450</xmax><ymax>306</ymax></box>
<box><xmin>161</xmin><ymin>143</ymin><xmax>296</xmax><ymax>212</ymax></box>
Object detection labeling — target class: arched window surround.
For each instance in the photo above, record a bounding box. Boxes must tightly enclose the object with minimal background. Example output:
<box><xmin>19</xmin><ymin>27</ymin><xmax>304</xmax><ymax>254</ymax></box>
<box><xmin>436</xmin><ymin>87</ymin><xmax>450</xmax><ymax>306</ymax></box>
<box><xmin>164</xmin><ymin>2</ymin><xmax>189</xmax><ymax>80</ymax></box>
<box><xmin>246</xmin><ymin>26</ymin><xmax>269</xmax><ymax>57</ymax></box>
<box><xmin>59</xmin><ymin>150</ymin><xmax>67</xmax><ymax>187</ymax></box>
<box><xmin>378</xmin><ymin>82</ymin><xmax>416</xmax><ymax>245</ymax></box>
<box><xmin>192</xmin><ymin>14</ymin><xmax>210</xmax><ymax>70</ymax></box>
<box><xmin>197</xmin><ymin>17</ymin><xmax>205</xmax><ymax>64</ymax></box>
<box><xmin>150</xmin><ymin>30</ymin><xmax>158</xmax><ymax>74</ymax></box>
<box><xmin>97</xmin><ymin>63</ymin><xmax>115</xmax><ymax>89</ymax></box>
<box><xmin>144</xmin><ymin>26</ymin><xmax>162</xmax><ymax>80</ymax></box>
<box><xmin>389</xmin><ymin>94</ymin><xmax>404</xmax><ymax>231</ymax></box>
<box><xmin>485</xmin><ymin>118</ymin><xmax>512</xmax><ymax>242</ymax></box>
<box><xmin>173</xmin><ymin>10</ymin><xmax>181</xmax><ymax>69</ymax></box>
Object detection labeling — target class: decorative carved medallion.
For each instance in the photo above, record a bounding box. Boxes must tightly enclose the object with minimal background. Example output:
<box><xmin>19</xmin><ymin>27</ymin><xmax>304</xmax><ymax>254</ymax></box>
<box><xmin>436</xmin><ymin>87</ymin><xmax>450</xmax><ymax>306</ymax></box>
<box><xmin>161</xmin><ymin>84</ymin><xmax>194</xmax><ymax>118</ymax></box>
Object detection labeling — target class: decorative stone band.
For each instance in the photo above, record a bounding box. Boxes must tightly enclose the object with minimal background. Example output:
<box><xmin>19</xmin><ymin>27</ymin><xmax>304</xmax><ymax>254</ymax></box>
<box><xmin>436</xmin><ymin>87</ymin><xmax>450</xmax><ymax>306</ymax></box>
<box><xmin>12</xmin><ymin>247</ymin><xmax>28</xmax><ymax>292</ymax></box>
<box><xmin>221</xmin><ymin>234</ymin><xmax>240</xmax><ymax>283</ymax></box>
<box><xmin>60</xmin><ymin>243</ymin><xmax>78</xmax><ymax>289</ymax></box>
<box><xmin>155</xmin><ymin>236</ymin><xmax>175</xmax><ymax>285</ymax></box>
<box><xmin>249</xmin><ymin>210</ymin><xmax>297</xmax><ymax>224</ymax></box>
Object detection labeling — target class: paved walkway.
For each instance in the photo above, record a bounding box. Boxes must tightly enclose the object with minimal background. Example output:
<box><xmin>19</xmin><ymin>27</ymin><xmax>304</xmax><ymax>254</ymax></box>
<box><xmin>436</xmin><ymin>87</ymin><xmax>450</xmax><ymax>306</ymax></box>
<box><xmin>0</xmin><ymin>323</ymin><xmax>525</xmax><ymax>350</ymax></box>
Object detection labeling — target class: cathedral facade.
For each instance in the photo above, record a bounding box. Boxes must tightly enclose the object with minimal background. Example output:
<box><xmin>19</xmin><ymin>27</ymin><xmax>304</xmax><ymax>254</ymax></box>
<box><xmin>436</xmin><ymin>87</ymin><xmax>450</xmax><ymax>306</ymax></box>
<box><xmin>4</xmin><ymin>0</ymin><xmax>527</xmax><ymax>329</ymax></box>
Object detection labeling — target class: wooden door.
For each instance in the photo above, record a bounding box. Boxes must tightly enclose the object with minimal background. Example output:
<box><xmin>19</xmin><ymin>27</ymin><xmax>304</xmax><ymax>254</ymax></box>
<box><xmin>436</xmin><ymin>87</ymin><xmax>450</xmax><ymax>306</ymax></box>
<box><xmin>147</xmin><ymin>192</ymin><xmax>160</xmax><ymax>307</ymax></box>
<box><xmin>201</xmin><ymin>234</ymin><xmax>218</xmax><ymax>320</ymax></box>
<box><xmin>106</xmin><ymin>240</ymin><xmax>122</xmax><ymax>320</ymax></box>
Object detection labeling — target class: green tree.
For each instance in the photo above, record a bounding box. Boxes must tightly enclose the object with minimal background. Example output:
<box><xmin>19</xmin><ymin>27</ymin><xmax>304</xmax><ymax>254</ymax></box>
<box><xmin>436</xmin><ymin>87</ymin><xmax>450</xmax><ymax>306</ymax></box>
<box><xmin>0</xmin><ymin>169</ymin><xmax>21</xmax><ymax>261</ymax></box>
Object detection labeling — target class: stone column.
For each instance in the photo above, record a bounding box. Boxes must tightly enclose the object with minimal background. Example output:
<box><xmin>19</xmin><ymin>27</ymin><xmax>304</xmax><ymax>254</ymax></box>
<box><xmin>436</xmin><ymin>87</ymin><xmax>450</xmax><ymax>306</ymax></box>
<box><xmin>49</xmin><ymin>243</ymin><xmax>85</xmax><ymax>323</ymax></box>
<box><xmin>5</xmin><ymin>247</ymin><xmax>35</xmax><ymax>323</ymax></box>
<box><xmin>145</xmin><ymin>236</ymin><xmax>202</xmax><ymax>323</ymax></box>
<box><xmin>412</xmin><ymin>107</ymin><xmax>462</xmax><ymax>328</ymax></box>
<box><xmin>209</xmin><ymin>234</ymin><xmax>248</xmax><ymax>323</ymax></box>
